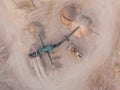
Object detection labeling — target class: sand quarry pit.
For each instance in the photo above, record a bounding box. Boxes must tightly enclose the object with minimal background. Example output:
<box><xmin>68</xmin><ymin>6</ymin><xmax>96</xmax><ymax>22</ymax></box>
<box><xmin>0</xmin><ymin>0</ymin><xmax>120</xmax><ymax>90</ymax></box>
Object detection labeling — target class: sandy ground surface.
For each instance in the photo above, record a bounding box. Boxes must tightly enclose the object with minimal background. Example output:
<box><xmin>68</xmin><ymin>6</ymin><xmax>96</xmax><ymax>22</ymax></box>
<box><xmin>0</xmin><ymin>0</ymin><xmax>120</xmax><ymax>90</ymax></box>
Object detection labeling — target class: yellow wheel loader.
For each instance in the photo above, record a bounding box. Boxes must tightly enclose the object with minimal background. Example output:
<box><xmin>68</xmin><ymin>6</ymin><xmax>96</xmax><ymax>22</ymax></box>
<box><xmin>68</xmin><ymin>44</ymin><xmax>81</xmax><ymax>61</ymax></box>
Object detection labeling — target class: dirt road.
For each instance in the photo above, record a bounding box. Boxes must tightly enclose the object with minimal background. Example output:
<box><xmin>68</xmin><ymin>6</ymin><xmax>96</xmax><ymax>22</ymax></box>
<box><xmin>0</xmin><ymin>0</ymin><xmax>120</xmax><ymax>90</ymax></box>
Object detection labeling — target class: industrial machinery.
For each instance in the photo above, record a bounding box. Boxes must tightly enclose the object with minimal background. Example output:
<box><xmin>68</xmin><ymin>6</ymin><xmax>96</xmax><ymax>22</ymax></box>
<box><xmin>68</xmin><ymin>44</ymin><xmax>81</xmax><ymax>61</ymax></box>
<box><xmin>29</xmin><ymin>26</ymin><xmax>80</xmax><ymax>64</ymax></box>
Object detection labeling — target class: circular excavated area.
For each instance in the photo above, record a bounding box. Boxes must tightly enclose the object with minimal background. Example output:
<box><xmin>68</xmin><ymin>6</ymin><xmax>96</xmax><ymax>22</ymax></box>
<box><xmin>0</xmin><ymin>0</ymin><xmax>120</xmax><ymax>90</ymax></box>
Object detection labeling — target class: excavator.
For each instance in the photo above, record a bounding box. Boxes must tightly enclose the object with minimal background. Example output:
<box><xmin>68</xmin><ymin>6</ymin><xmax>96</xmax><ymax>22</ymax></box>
<box><xmin>29</xmin><ymin>26</ymin><xmax>80</xmax><ymax>64</ymax></box>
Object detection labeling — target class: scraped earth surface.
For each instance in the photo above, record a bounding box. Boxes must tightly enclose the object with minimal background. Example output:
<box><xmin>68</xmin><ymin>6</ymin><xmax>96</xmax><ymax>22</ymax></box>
<box><xmin>0</xmin><ymin>0</ymin><xmax>120</xmax><ymax>90</ymax></box>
